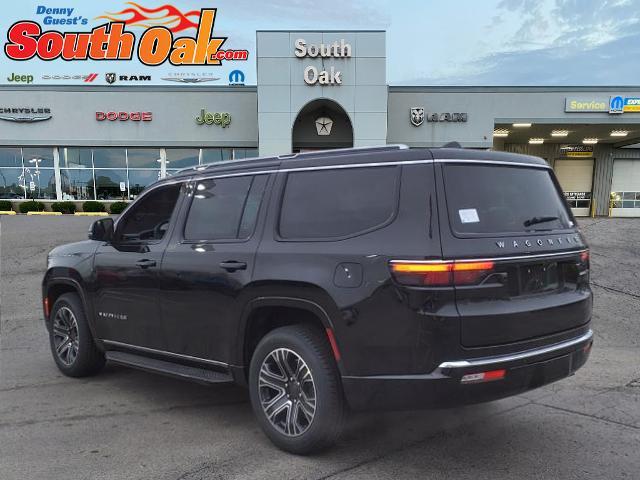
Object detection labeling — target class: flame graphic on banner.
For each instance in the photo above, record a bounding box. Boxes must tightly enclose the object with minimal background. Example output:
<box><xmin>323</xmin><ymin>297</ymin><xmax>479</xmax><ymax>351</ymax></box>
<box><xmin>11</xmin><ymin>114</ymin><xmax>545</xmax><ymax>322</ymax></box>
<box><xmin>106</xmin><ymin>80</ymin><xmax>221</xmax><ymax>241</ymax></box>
<box><xmin>95</xmin><ymin>2</ymin><xmax>200</xmax><ymax>33</ymax></box>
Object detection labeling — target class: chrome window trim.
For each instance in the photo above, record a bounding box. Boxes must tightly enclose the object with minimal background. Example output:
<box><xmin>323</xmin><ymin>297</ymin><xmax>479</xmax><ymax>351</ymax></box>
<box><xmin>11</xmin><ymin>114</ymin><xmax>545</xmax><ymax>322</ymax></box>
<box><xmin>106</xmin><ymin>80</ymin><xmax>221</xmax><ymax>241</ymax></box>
<box><xmin>132</xmin><ymin>157</ymin><xmax>551</xmax><ymax>224</ymax></box>
<box><xmin>102</xmin><ymin>339</ymin><xmax>229</xmax><ymax>368</ymax></box>
<box><xmin>190</xmin><ymin>158</ymin><xmax>550</xmax><ymax>181</ymax></box>
<box><xmin>437</xmin><ymin>330</ymin><xmax>593</xmax><ymax>369</ymax></box>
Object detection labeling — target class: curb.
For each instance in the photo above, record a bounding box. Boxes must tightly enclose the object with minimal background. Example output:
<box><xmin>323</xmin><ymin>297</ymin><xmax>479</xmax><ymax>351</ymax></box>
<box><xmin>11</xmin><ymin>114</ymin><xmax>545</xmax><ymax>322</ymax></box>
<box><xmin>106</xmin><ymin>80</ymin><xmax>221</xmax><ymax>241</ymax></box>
<box><xmin>74</xmin><ymin>212</ymin><xmax>109</xmax><ymax>216</ymax></box>
<box><xmin>0</xmin><ymin>211</ymin><xmax>16</xmax><ymax>215</ymax></box>
<box><xmin>26</xmin><ymin>211</ymin><xmax>63</xmax><ymax>216</ymax></box>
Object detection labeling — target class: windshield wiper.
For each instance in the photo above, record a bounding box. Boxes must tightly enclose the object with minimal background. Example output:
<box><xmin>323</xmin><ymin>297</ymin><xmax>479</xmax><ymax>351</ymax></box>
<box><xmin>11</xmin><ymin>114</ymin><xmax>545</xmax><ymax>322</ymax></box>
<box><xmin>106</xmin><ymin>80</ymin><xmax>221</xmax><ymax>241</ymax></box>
<box><xmin>523</xmin><ymin>215</ymin><xmax>559</xmax><ymax>228</ymax></box>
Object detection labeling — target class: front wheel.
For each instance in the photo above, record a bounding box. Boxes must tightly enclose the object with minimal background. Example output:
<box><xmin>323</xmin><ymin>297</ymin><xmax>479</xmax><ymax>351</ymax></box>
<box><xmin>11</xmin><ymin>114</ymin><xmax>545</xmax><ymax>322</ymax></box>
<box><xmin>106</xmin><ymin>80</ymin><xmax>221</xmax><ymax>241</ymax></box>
<box><xmin>249</xmin><ymin>325</ymin><xmax>345</xmax><ymax>454</ymax></box>
<box><xmin>48</xmin><ymin>293</ymin><xmax>105</xmax><ymax>377</ymax></box>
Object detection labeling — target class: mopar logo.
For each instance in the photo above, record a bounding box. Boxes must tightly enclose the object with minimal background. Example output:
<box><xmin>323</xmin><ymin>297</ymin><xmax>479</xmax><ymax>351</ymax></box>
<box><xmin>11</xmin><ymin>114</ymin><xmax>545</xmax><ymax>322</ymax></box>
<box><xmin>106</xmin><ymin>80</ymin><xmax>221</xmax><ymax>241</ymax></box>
<box><xmin>609</xmin><ymin>96</ymin><xmax>624</xmax><ymax>114</ymax></box>
<box><xmin>229</xmin><ymin>69</ymin><xmax>245</xmax><ymax>85</ymax></box>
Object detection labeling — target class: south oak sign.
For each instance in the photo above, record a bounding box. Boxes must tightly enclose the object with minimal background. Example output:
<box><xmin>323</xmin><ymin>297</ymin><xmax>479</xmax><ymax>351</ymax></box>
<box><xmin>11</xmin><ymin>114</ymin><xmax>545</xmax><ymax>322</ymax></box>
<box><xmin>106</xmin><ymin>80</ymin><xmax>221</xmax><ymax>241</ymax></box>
<box><xmin>3</xmin><ymin>8</ymin><xmax>249</xmax><ymax>66</ymax></box>
<box><xmin>295</xmin><ymin>39</ymin><xmax>351</xmax><ymax>85</ymax></box>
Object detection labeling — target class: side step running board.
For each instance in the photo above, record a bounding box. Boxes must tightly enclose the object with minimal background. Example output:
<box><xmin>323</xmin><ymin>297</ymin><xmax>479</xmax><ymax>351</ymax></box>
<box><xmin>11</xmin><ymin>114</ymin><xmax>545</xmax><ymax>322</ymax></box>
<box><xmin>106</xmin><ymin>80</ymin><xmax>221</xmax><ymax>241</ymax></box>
<box><xmin>106</xmin><ymin>350</ymin><xmax>234</xmax><ymax>384</ymax></box>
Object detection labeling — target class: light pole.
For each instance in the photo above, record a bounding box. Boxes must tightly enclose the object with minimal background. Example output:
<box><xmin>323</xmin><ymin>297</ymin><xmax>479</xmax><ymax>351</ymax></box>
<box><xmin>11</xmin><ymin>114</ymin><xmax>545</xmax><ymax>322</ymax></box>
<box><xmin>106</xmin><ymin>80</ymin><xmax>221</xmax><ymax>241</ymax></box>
<box><xmin>29</xmin><ymin>158</ymin><xmax>42</xmax><ymax>198</ymax></box>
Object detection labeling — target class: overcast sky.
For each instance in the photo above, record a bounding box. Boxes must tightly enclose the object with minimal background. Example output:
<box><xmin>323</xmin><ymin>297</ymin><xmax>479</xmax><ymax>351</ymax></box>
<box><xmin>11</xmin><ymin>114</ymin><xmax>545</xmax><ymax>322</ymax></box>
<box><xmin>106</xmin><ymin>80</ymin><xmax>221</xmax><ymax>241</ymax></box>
<box><xmin>1</xmin><ymin>0</ymin><xmax>639</xmax><ymax>85</ymax></box>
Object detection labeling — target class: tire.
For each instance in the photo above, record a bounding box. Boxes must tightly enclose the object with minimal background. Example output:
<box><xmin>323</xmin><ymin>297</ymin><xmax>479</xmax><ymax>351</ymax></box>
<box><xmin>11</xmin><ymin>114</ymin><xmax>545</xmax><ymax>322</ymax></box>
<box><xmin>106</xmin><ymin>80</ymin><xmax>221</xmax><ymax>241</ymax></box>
<box><xmin>48</xmin><ymin>293</ymin><xmax>105</xmax><ymax>377</ymax></box>
<box><xmin>249</xmin><ymin>324</ymin><xmax>345</xmax><ymax>454</ymax></box>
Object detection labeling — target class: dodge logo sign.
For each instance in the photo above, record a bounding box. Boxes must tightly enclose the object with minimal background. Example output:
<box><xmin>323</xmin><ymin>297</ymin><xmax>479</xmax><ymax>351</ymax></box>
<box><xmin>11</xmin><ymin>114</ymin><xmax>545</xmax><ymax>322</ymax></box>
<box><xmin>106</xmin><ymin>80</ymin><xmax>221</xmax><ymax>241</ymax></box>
<box><xmin>96</xmin><ymin>111</ymin><xmax>152</xmax><ymax>121</ymax></box>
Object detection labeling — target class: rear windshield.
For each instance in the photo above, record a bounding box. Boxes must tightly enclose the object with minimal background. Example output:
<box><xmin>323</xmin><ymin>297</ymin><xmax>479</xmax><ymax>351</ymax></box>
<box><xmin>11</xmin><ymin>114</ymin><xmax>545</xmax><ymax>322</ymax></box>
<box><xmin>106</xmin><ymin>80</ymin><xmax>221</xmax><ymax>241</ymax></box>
<box><xmin>443</xmin><ymin>164</ymin><xmax>573</xmax><ymax>235</ymax></box>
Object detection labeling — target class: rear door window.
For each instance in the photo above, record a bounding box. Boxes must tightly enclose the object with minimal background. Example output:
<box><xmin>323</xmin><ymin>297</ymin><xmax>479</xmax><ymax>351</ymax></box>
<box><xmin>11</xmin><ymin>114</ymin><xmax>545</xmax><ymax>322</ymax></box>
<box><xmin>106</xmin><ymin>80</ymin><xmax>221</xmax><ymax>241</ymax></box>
<box><xmin>278</xmin><ymin>166</ymin><xmax>400</xmax><ymax>240</ymax></box>
<box><xmin>184</xmin><ymin>175</ymin><xmax>267</xmax><ymax>241</ymax></box>
<box><xmin>443</xmin><ymin>164</ymin><xmax>573</xmax><ymax>235</ymax></box>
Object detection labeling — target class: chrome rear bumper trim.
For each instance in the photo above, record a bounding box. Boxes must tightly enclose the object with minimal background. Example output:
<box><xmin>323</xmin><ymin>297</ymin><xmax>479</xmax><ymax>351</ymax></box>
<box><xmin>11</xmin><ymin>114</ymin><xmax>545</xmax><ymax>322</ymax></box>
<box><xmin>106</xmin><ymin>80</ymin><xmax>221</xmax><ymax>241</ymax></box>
<box><xmin>438</xmin><ymin>330</ymin><xmax>593</xmax><ymax>370</ymax></box>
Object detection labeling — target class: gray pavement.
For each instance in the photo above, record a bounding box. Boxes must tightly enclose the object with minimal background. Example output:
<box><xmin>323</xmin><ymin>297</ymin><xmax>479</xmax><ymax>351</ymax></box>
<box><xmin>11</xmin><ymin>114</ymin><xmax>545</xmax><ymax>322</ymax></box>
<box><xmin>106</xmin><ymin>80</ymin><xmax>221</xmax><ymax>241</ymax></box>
<box><xmin>0</xmin><ymin>215</ymin><xmax>638</xmax><ymax>480</ymax></box>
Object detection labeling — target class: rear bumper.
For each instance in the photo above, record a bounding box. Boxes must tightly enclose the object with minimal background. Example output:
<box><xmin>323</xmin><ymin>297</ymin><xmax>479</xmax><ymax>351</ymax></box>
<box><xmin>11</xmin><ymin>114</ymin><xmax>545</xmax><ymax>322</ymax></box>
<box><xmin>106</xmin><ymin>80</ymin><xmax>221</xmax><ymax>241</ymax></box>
<box><xmin>342</xmin><ymin>330</ymin><xmax>593</xmax><ymax>411</ymax></box>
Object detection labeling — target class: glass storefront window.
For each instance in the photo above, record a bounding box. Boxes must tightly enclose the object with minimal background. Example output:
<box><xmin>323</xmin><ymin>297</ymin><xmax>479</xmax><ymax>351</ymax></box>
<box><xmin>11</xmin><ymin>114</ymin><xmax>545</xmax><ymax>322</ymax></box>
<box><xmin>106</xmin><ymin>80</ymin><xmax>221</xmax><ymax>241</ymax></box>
<box><xmin>63</xmin><ymin>148</ymin><xmax>93</xmax><ymax>168</ymax></box>
<box><xmin>201</xmin><ymin>148</ymin><xmax>233</xmax><ymax>164</ymax></box>
<box><xmin>93</xmin><ymin>148</ymin><xmax>126</xmax><ymax>168</ymax></box>
<box><xmin>233</xmin><ymin>148</ymin><xmax>258</xmax><ymax>159</ymax></box>
<box><xmin>22</xmin><ymin>148</ymin><xmax>54</xmax><ymax>169</ymax></box>
<box><xmin>34</xmin><ymin>169</ymin><xmax>56</xmax><ymax>199</ymax></box>
<box><xmin>60</xmin><ymin>169</ymin><xmax>94</xmax><ymax>200</ymax></box>
<box><xmin>0</xmin><ymin>167</ymin><xmax>26</xmax><ymax>199</ymax></box>
<box><xmin>611</xmin><ymin>192</ymin><xmax>640</xmax><ymax>208</ymax></box>
<box><xmin>95</xmin><ymin>169</ymin><xmax>127</xmax><ymax>200</ymax></box>
<box><xmin>0</xmin><ymin>146</ymin><xmax>253</xmax><ymax>201</ymax></box>
<box><xmin>127</xmin><ymin>149</ymin><xmax>161</xmax><ymax>168</ymax></box>
<box><xmin>165</xmin><ymin>149</ymin><xmax>199</xmax><ymax>168</ymax></box>
<box><xmin>128</xmin><ymin>169</ymin><xmax>161</xmax><ymax>199</ymax></box>
<box><xmin>0</xmin><ymin>148</ymin><xmax>23</xmax><ymax>168</ymax></box>
<box><xmin>20</xmin><ymin>166</ymin><xmax>56</xmax><ymax>199</ymax></box>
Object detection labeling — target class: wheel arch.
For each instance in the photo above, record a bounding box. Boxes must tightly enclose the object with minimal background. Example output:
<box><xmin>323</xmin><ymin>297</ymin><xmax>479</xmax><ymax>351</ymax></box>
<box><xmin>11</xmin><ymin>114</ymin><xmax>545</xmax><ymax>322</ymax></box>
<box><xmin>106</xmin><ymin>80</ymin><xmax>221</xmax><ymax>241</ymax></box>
<box><xmin>43</xmin><ymin>272</ymin><xmax>98</xmax><ymax>343</ymax></box>
<box><xmin>234</xmin><ymin>284</ymin><xmax>343</xmax><ymax>384</ymax></box>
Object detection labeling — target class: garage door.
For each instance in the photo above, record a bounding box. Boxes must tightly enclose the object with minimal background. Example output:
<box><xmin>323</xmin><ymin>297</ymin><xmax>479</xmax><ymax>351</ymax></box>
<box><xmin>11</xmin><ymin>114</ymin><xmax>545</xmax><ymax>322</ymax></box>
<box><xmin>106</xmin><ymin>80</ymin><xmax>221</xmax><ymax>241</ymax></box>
<box><xmin>611</xmin><ymin>159</ymin><xmax>640</xmax><ymax>217</ymax></box>
<box><xmin>555</xmin><ymin>158</ymin><xmax>594</xmax><ymax>216</ymax></box>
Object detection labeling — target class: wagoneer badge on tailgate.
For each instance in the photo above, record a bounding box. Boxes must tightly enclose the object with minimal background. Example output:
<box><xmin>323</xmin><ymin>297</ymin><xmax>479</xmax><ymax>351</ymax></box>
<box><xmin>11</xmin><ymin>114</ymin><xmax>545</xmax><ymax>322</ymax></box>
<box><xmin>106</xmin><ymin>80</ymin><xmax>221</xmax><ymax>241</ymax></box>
<box><xmin>496</xmin><ymin>236</ymin><xmax>581</xmax><ymax>248</ymax></box>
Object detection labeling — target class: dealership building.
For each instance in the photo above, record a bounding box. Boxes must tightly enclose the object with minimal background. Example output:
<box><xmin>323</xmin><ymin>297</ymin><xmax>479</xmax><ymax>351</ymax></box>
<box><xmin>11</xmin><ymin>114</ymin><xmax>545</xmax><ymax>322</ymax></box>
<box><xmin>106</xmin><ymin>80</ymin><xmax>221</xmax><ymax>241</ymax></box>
<box><xmin>2</xmin><ymin>30</ymin><xmax>640</xmax><ymax>216</ymax></box>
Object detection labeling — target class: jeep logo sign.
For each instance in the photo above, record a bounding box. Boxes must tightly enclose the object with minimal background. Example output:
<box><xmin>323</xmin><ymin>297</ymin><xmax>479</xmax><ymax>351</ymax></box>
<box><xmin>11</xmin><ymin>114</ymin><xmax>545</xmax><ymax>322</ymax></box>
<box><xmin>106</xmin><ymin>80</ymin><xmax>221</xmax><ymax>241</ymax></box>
<box><xmin>195</xmin><ymin>109</ymin><xmax>231</xmax><ymax>127</ymax></box>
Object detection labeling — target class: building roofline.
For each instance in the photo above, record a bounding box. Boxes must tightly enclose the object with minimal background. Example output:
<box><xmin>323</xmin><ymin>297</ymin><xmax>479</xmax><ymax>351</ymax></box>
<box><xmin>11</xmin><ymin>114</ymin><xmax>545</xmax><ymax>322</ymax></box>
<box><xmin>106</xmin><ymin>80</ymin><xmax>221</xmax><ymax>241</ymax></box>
<box><xmin>2</xmin><ymin>85</ymin><xmax>639</xmax><ymax>93</ymax></box>
<box><xmin>0</xmin><ymin>85</ymin><xmax>257</xmax><ymax>92</ymax></box>
<box><xmin>389</xmin><ymin>85</ymin><xmax>640</xmax><ymax>93</ymax></box>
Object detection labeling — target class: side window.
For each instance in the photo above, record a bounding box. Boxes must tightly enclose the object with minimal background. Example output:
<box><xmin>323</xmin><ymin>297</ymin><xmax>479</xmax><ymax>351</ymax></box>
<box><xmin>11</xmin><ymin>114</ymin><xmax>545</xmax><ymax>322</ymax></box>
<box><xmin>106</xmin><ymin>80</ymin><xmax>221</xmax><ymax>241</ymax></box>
<box><xmin>116</xmin><ymin>184</ymin><xmax>181</xmax><ymax>243</ymax></box>
<box><xmin>184</xmin><ymin>175</ymin><xmax>267</xmax><ymax>241</ymax></box>
<box><xmin>278</xmin><ymin>166</ymin><xmax>400</xmax><ymax>240</ymax></box>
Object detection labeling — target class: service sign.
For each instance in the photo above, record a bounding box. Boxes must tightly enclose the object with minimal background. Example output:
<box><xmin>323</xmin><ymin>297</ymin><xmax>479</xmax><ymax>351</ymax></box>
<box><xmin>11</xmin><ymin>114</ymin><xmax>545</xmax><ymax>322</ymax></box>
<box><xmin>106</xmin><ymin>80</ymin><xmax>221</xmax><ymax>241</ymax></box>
<box><xmin>564</xmin><ymin>97</ymin><xmax>608</xmax><ymax>112</ymax></box>
<box><xmin>560</xmin><ymin>145</ymin><xmax>594</xmax><ymax>157</ymax></box>
<box><xmin>1</xmin><ymin>1</ymin><xmax>251</xmax><ymax>85</ymax></box>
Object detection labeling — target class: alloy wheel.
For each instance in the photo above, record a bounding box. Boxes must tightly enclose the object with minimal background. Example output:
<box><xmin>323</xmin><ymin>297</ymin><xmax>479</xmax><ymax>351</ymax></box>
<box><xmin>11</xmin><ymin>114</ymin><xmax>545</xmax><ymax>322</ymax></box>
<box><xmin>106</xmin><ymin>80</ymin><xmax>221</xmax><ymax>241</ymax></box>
<box><xmin>258</xmin><ymin>348</ymin><xmax>317</xmax><ymax>437</ymax></box>
<box><xmin>52</xmin><ymin>306</ymin><xmax>79</xmax><ymax>366</ymax></box>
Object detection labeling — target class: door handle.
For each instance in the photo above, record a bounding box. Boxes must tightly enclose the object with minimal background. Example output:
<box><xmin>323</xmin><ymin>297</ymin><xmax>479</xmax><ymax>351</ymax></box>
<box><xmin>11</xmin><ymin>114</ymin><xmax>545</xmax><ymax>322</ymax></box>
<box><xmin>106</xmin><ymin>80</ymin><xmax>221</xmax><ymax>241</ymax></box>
<box><xmin>135</xmin><ymin>259</ymin><xmax>157</xmax><ymax>269</ymax></box>
<box><xmin>219</xmin><ymin>261</ymin><xmax>247</xmax><ymax>272</ymax></box>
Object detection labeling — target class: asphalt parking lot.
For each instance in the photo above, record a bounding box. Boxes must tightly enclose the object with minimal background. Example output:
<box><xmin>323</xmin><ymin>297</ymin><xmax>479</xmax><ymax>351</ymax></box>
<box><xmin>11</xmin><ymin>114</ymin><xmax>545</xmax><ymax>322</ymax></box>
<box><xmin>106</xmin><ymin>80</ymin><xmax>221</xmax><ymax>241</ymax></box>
<box><xmin>0</xmin><ymin>215</ymin><xmax>638</xmax><ymax>480</ymax></box>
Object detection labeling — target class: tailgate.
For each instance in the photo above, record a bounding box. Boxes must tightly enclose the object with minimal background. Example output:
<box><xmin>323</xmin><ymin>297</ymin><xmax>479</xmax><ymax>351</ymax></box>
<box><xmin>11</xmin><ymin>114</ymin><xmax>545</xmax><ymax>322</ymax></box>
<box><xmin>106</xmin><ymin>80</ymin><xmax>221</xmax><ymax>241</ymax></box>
<box><xmin>436</xmin><ymin>160</ymin><xmax>592</xmax><ymax>347</ymax></box>
<box><xmin>455</xmin><ymin>249</ymin><xmax>591</xmax><ymax>347</ymax></box>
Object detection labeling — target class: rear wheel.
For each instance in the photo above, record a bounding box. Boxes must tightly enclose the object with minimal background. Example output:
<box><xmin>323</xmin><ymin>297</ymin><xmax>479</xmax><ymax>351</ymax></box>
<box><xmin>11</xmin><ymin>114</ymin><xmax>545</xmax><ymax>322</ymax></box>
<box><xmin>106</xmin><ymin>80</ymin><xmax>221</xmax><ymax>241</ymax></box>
<box><xmin>49</xmin><ymin>293</ymin><xmax>105</xmax><ymax>377</ymax></box>
<box><xmin>249</xmin><ymin>325</ymin><xmax>345</xmax><ymax>454</ymax></box>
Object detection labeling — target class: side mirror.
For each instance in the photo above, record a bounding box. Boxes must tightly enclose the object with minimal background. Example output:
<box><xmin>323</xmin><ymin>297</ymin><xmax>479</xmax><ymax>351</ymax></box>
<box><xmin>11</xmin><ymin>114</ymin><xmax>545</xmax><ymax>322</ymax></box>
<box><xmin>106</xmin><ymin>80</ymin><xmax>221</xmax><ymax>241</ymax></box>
<box><xmin>88</xmin><ymin>217</ymin><xmax>114</xmax><ymax>242</ymax></box>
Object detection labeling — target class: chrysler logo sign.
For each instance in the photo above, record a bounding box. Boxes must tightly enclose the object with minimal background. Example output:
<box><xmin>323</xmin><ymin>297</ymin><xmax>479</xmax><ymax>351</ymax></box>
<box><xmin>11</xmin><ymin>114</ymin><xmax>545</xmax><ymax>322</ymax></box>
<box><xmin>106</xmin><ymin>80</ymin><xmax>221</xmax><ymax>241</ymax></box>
<box><xmin>0</xmin><ymin>107</ymin><xmax>52</xmax><ymax>122</ymax></box>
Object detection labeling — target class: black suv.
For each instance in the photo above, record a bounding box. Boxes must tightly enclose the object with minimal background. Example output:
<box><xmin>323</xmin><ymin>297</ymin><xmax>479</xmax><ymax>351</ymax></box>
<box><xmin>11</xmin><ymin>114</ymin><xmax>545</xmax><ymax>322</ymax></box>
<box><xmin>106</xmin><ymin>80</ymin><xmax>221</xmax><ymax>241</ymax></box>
<box><xmin>43</xmin><ymin>146</ymin><xmax>593</xmax><ymax>454</ymax></box>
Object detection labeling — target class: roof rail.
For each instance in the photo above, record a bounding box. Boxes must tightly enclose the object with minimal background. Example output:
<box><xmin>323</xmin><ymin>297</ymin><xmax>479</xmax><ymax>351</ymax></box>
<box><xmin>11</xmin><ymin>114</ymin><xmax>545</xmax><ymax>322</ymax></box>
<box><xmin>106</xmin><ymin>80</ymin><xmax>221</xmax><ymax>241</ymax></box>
<box><xmin>173</xmin><ymin>154</ymin><xmax>272</xmax><ymax>175</ymax></box>
<box><xmin>174</xmin><ymin>144</ymin><xmax>409</xmax><ymax>175</ymax></box>
<box><xmin>277</xmin><ymin>144</ymin><xmax>408</xmax><ymax>161</ymax></box>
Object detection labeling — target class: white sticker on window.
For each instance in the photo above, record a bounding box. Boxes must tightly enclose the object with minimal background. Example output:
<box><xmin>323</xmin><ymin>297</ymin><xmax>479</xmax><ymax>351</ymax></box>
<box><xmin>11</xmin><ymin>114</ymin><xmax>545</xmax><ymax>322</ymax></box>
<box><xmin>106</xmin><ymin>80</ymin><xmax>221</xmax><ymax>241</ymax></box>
<box><xmin>459</xmin><ymin>208</ymin><xmax>479</xmax><ymax>224</ymax></box>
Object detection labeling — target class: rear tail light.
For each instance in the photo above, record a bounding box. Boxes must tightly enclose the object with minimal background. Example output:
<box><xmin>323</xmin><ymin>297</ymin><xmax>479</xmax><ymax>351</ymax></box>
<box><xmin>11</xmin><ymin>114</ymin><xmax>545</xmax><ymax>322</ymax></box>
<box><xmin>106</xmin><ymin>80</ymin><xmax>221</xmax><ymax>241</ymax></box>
<box><xmin>578</xmin><ymin>249</ymin><xmax>590</xmax><ymax>281</ymax></box>
<box><xmin>579</xmin><ymin>249</ymin><xmax>590</xmax><ymax>270</ymax></box>
<box><xmin>460</xmin><ymin>369</ymin><xmax>506</xmax><ymax>384</ymax></box>
<box><xmin>390</xmin><ymin>260</ymin><xmax>495</xmax><ymax>287</ymax></box>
